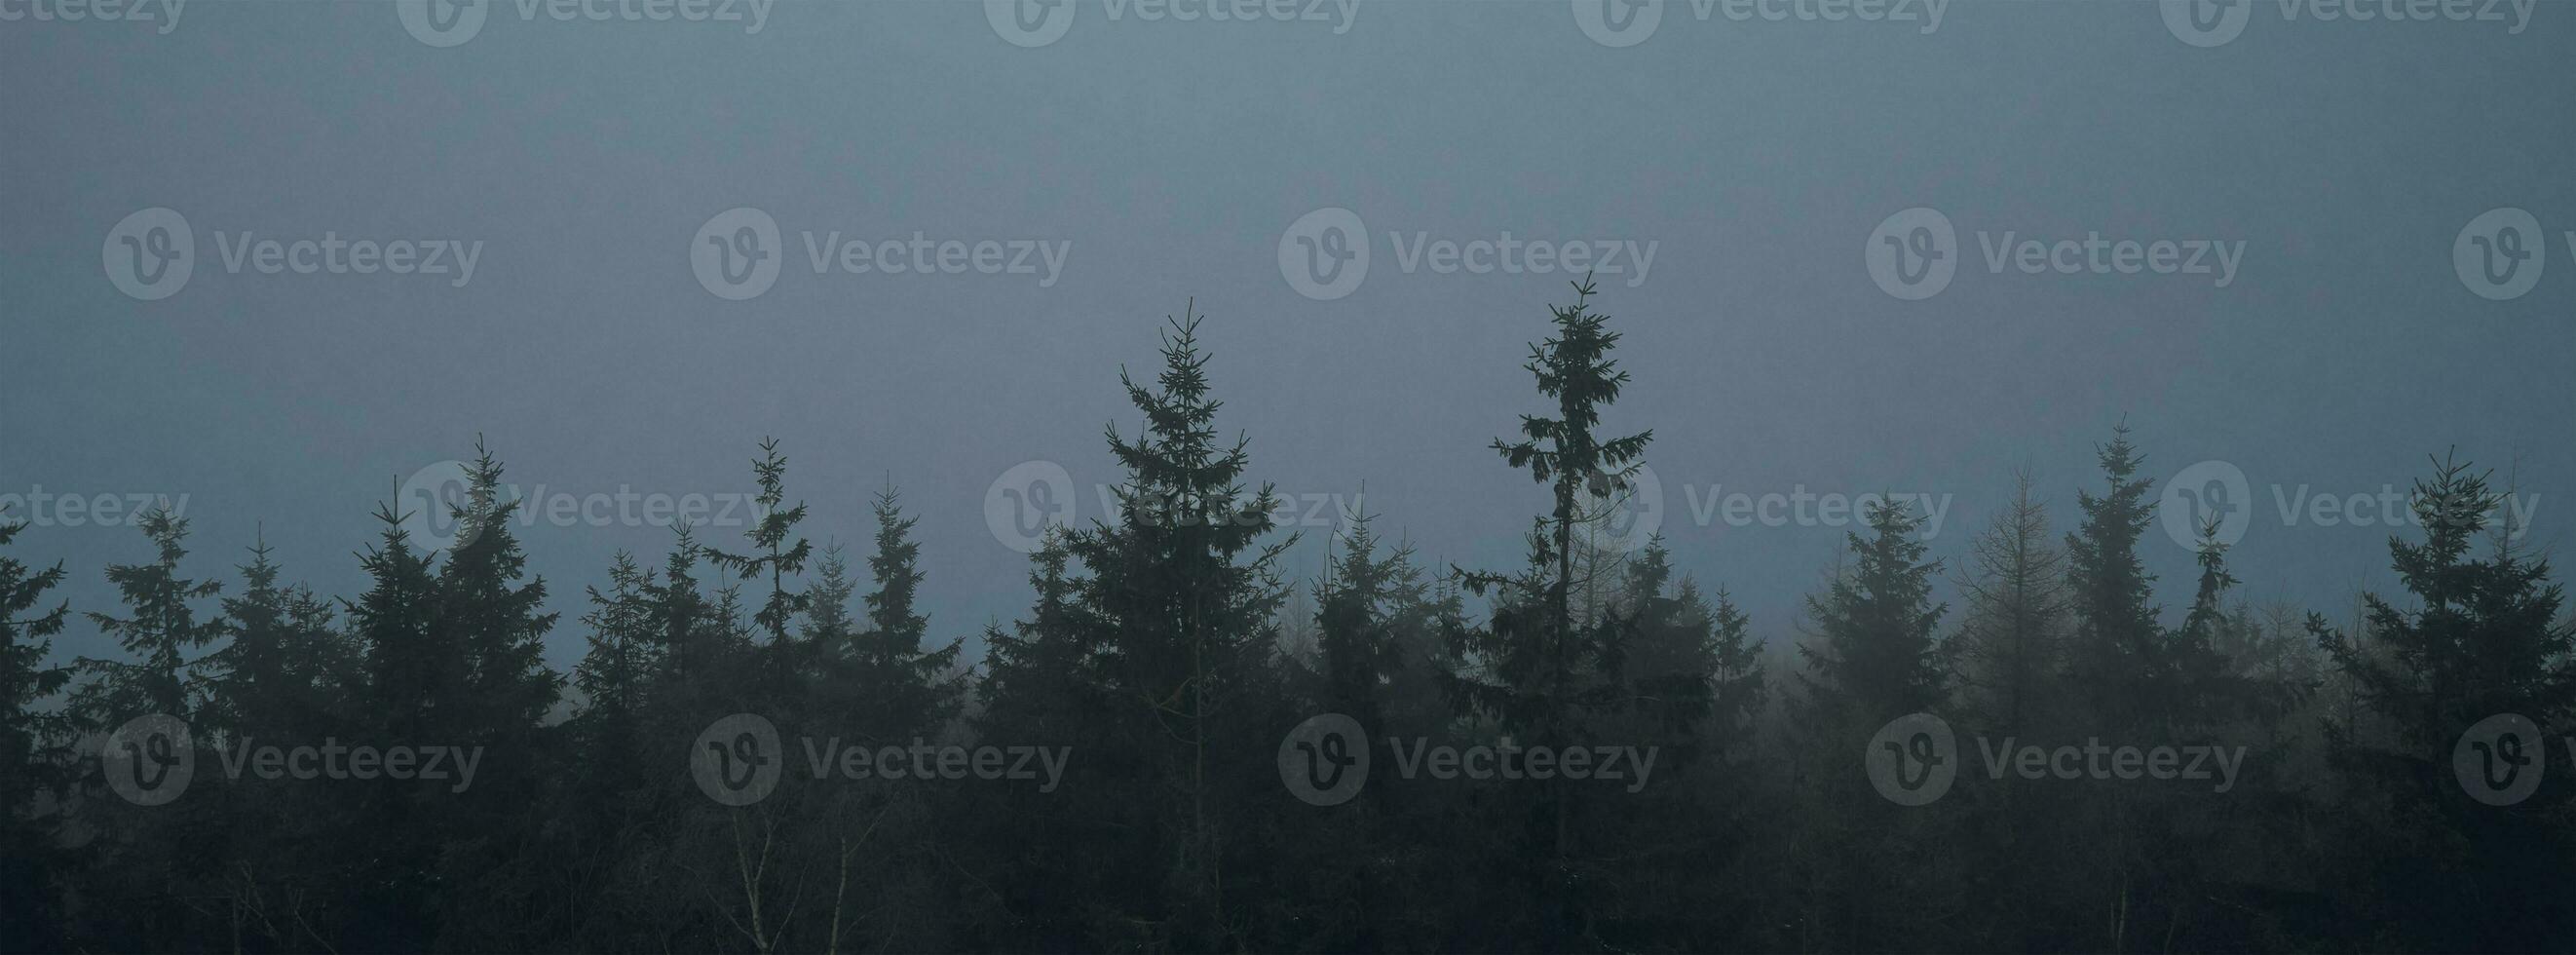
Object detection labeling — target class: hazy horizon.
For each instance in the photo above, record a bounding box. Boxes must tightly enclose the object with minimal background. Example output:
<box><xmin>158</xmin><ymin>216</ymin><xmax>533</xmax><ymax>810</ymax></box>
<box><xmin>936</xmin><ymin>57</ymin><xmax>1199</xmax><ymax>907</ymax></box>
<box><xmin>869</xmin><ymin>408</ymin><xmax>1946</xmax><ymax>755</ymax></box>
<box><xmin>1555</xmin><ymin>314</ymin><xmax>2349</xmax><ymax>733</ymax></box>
<box><xmin>9</xmin><ymin>0</ymin><xmax>2570</xmax><ymax>675</ymax></box>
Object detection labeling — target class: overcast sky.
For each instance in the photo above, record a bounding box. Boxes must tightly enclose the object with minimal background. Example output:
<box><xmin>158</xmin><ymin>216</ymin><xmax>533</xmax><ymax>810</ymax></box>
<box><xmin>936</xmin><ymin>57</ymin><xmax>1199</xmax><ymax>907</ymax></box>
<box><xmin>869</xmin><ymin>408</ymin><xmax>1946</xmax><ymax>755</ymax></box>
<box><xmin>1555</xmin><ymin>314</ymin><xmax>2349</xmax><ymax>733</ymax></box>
<box><xmin>6</xmin><ymin>0</ymin><xmax>2571</xmax><ymax>674</ymax></box>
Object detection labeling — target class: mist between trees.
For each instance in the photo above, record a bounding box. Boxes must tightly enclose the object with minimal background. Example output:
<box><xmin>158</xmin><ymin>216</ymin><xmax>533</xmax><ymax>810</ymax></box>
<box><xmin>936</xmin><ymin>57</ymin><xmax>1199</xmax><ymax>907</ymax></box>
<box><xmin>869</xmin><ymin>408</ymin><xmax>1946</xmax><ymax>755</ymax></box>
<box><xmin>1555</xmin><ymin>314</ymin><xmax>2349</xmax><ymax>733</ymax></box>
<box><xmin>3</xmin><ymin>279</ymin><xmax>2570</xmax><ymax>953</ymax></box>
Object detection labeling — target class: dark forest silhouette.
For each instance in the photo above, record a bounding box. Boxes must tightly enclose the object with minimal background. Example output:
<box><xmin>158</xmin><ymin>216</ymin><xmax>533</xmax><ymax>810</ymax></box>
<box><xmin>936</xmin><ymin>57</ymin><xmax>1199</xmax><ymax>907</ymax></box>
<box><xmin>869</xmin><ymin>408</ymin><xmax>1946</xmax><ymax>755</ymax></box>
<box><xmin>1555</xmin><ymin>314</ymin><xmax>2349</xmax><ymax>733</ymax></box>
<box><xmin>3</xmin><ymin>282</ymin><xmax>2571</xmax><ymax>953</ymax></box>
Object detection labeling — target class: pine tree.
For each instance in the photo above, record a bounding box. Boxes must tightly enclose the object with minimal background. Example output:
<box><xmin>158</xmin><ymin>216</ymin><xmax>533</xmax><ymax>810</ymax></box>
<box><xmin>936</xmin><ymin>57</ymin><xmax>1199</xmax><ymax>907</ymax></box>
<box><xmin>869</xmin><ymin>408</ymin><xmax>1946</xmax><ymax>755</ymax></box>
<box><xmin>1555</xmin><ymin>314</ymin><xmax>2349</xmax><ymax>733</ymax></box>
<box><xmin>707</xmin><ymin>437</ymin><xmax>814</xmax><ymax>702</ymax></box>
<box><xmin>1457</xmin><ymin>276</ymin><xmax>1654</xmax><ymax>747</ymax></box>
<box><xmin>1612</xmin><ymin>542</ymin><xmax>1705</xmax><ymax>729</ymax></box>
<box><xmin>1064</xmin><ymin>303</ymin><xmax>1291</xmax><ymax>946</ymax></box>
<box><xmin>1311</xmin><ymin>508</ymin><xmax>1417</xmax><ymax>731</ymax></box>
<box><xmin>853</xmin><ymin>485</ymin><xmax>964</xmax><ymax>738</ymax></box>
<box><xmin>1704</xmin><ymin>585</ymin><xmax>1764</xmax><ymax>760</ymax></box>
<box><xmin>71</xmin><ymin>507</ymin><xmax>220</xmax><ymax>727</ymax></box>
<box><xmin>645</xmin><ymin>525</ymin><xmax>736</xmax><ymax>701</ymax></box>
<box><xmin>0</xmin><ymin>512</ymin><xmax>73</xmax><ymax>952</ymax></box>
<box><xmin>2170</xmin><ymin>515</ymin><xmax>2256</xmax><ymax>724</ymax></box>
<box><xmin>1797</xmin><ymin>498</ymin><xmax>1947</xmax><ymax>725</ymax></box>
<box><xmin>337</xmin><ymin>497</ymin><xmax>456</xmax><ymax>949</ymax></box>
<box><xmin>861</xmin><ymin>486</ymin><xmax>926</xmax><ymax>664</ymax></box>
<box><xmin>435</xmin><ymin>441</ymin><xmax>563</xmax><ymax>744</ymax></box>
<box><xmin>957</xmin><ymin>526</ymin><xmax>1115</xmax><ymax>950</ymax></box>
<box><xmin>0</xmin><ymin>512</ymin><xmax>71</xmax><ymax>776</ymax></box>
<box><xmin>976</xmin><ymin>526</ymin><xmax>1093</xmax><ymax>738</ymax></box>
<box><xmin>2309</xmin><ymin>452</ymin><xmax>2576</xmax><ymax>950</ymax></box>
<box><xmin>2063</xmin><ymin>423</ymin><xmax>2165</xmax><ymax>733</ymax></box>
<box><xmin>352</xmin><ymin>502</ymin><xmax>445</xmax><ymax>746</ymax></box>
<box><xmin>801</xmin><ymin>544</ymin><xmax>858</xmax><ymax>657</ymax></box>
<box><xmin>2315</xmin><ymin>453</ymin><xmax>2576</xmax><ymax>750</ymax></box>
<box><xmin>1614</xmin><ymin>538</ymin><xmax>1761</xmax><ymax>761</ymax></box>
<box><xmin>574</xmin><ymin>552</ymin><xmax>656</xmax><ymax>764</ymax></box>
<box><xmin>200</xmin><ymin>535</ymin><xmax>356</xmax><ymax>744</ymax></box>
<box><xmin>1446</xmin><ymin>277</ymin><xmax>1653</xmax><ymax>948</ymax></box>
<box><xmin>1951</xmin><ymin>471</ymin><xmax>2069</xmax><ymax>735</ymax></box>
<box><xmin>183</xmin><ymin>536</ymin><xmax>365</xmax><ymax>954</ymax></box>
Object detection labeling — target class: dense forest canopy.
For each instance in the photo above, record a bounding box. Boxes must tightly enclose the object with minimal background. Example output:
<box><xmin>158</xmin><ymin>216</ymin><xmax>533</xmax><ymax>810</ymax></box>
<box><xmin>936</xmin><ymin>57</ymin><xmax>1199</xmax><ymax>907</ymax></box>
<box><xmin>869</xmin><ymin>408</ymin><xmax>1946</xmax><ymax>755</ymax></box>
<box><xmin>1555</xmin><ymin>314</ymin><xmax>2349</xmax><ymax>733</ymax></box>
<box><xmin>2</xmin><ymin>283</ymin><xmax>2570</xmax><ymax>953</ymax></box>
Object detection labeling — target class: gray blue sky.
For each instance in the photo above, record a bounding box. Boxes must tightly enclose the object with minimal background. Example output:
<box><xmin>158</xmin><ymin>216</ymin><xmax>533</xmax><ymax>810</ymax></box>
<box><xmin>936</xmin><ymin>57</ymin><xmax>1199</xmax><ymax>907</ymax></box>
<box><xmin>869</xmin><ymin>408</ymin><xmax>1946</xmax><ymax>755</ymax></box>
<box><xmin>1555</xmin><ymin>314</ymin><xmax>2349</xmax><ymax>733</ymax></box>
<box><xmin>6</xmin><ymin>0</ymin><xmax>2571</xmax><ymax>673</ymax></box>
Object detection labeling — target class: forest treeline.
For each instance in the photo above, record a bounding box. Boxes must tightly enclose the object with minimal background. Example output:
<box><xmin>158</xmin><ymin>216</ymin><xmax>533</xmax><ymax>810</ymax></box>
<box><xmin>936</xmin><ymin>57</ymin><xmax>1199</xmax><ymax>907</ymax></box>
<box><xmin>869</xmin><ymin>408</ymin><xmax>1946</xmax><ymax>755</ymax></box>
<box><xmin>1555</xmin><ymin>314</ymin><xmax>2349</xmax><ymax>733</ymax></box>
<box><xmin>3</xmin><ymin>281</ymin><xmax>2573</xmax><ymax>953</ymax></box>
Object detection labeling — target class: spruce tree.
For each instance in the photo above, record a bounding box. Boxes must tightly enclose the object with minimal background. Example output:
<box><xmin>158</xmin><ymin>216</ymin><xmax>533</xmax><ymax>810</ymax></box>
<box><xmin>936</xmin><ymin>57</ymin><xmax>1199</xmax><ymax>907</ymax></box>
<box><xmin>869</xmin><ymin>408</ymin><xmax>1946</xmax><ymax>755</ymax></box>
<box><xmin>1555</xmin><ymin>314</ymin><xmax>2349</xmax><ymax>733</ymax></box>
<box><xmin>352</xmin><ymin>503</ymin><xmax>444</xmax><ymax>746</ymax></box>
<box><xmin>574</xmin><ymin>552</ymin><xmax>656</xmax><ymax>766</ymax></box>
<box><xmin>2309</xmin><ymin>453</ymin><xmax>2576</xmax><ymax>950</ymax></box>
<box><xmin>854</xmin><ymin>485</ymin><xmax>964</xmax><ymax>737</ymax></box>
<box><xmin>1951</xmin><ymin>471</ymin><xmax>2069</xmax><ymax>735</ymax></box>
<box><xmin>976</xmin><ymin>526</ymin><xmax>1094</xmax><ymax>739</ymax></box>
<box><xmin>0</xmin><ymin>512</ymin><xmax>71</xmax><ymax>776</ymax></box>
<box><xmin>434</xmin><ymin>441</ymin><xmax>562</xmax><ymax>743</ymax></box>
<box><xmin>1457</xmin><ymin>277</ymin><xmax>1654</xmax><ymax>748</ymax></box>
<box><xmin>2063</xmin><ymin>423</ymin><xmax>2165</xmax><ymax>733</ymax></box>
<box><xmin>0</xmin><ymin>512</ymin><xmax>73</xmax><ymax>952</ymax></box>
<box><xmin>1311</xmin><ymin>508</ymin><xmax>1416</xmax><ymax>731</ymax></box>
<box><xmin>200</xmin><ymin>536</ymin><xmax>355</xmax><ymax>744</ymax></box>
<box><xmin>1447</xmin><ymin>277</ymin><xmax>1653</xmax><ymax>947</ymax></box>
<box><xmin>1796</xmin><ymin>498</ymin><xmax>1947</xmax><ymax>724</ymax></box>
<box><xmin>1063</xmin><ymin>303</ymin><xmax>1291</xmax><ymax>946</ymax></box>
<box><xmin>801</xmin><ymin>544</ymin><xmax>858</xmax><ymax>657</ymax></box>
<box><xmin>645</xmin><ymin>525</ymin><xmax>737</xmax><ymax>706</ymax></box>
<box><xmin>707</xmin><ymin>437</ymin><xmax>813</xmax><ymax>704</ymax></box>
<box><xmin>1703</xmin><ymin>585</ymin><xmax>1764</xmax><ymax>760</ymax></box>
<box><xmin>2170</xmin><ymin>515</ymin><xmax>2257</xmax><ymax>724</ymax></box>
<box><xmin>340</xmin><ymin>497</ymin><xmax>455</xmax><ymax>949</ymax></box>
<box><xmin>71</xmin><ymin>507</ymin><xmax>220</xmax><ymax>727</ymax></box>
<box><xmin>1614</xmin><ymin>538</ymin><xmax>1760</xmax><ymax>760</ymax></box>
<box><xmin>2316</xmin><ymin>453</ymin><xmax>2576</xmax><ymax>749</ymax></box>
